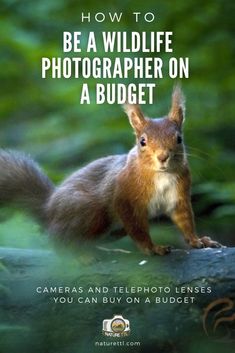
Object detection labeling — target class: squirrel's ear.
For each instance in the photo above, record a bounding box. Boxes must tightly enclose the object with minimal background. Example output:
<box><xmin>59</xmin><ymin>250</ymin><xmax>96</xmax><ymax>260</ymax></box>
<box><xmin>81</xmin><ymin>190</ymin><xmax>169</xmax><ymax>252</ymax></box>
<box><xmin>168</xmin><ymin>84</ymin><xmax>185</xmax><ymax>127</ymax></box>
<box><xmin>123</xmin><ymin>103</ymin><xmax>147</xmax><ymax>136</ymax></box>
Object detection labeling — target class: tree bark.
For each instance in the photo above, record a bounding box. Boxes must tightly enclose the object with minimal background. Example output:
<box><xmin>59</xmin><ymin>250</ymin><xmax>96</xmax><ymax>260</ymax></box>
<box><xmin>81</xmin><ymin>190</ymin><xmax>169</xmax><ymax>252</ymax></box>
<box><xmin>0</xmin><ymin>246</ymin><xmax>235</xmax><ymax>353</ymax></box>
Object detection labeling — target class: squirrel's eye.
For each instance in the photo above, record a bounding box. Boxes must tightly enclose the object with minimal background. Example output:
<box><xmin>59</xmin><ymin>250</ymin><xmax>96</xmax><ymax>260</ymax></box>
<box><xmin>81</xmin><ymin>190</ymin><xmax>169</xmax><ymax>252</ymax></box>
<box><xmin>140</xmin><ymin>137</ymin><xmax>147</xmax><ymax>147</ymax></box>
<box><xmin>177</xmin><ymin>135</ymin><xmax>182</xmax><ymax>144</ymax></box>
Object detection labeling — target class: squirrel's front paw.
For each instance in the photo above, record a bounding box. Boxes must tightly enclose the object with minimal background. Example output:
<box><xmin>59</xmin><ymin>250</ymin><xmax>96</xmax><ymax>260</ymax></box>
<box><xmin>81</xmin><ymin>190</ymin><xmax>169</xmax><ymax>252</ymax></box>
<box><xmin>190</xmin><ymin>236</ymin><xmax>223</xmax><ymax>249</ymax></box>
<box><xmin>189</xmin><ymin>238</ymin><xmax>205</xmax><ymax>249</ymax></box>
<box><xmin>199</xmin><ymin>236</ymin><xmax>223</xmax><ymax>248</ymax></box>
<box><xmin>152</xmin><ymin>245</ymin><xmax>171</xmax><ymax>256</ymax></box>
<box><xmin>141</xmin><ymin>244</ymin><xmax>171</xmax><ymax>256</ymax></box>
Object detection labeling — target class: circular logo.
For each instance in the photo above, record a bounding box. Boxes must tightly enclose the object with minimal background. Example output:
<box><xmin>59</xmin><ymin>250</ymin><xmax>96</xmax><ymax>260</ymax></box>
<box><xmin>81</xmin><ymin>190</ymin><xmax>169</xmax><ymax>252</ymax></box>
<box><xmin>111</xmin><ymin>318</ymin><xmax>126</xmax><ymax>333</ymax></box>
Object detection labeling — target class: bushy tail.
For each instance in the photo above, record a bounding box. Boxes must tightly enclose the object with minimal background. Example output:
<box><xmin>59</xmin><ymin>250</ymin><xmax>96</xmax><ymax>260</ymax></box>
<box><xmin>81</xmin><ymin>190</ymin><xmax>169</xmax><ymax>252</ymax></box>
<box><xmin>0</xmin><ymin>150</ymin><xmax>54</xmax><ymax>222</ymax></box>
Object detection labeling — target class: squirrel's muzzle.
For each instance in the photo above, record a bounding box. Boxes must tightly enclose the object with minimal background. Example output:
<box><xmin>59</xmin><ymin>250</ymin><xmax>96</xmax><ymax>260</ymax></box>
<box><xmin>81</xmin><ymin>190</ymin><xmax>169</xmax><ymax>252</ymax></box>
<box><xmin>157</xmin><ymin>152</ymin><xmax>170</xmax><ymax>163</ymax></box>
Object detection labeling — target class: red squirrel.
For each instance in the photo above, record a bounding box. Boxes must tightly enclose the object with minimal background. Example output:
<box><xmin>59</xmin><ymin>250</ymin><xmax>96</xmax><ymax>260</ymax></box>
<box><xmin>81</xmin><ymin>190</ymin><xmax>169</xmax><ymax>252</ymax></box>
<box><xmin>0</xmin><ymin>86</ymin><xmax>222</xmax><ymax>255</ymax></box>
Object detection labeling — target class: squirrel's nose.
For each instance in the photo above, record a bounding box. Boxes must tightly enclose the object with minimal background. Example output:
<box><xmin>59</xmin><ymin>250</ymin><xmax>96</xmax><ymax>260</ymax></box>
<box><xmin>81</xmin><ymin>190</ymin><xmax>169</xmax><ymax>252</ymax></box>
<box><xmin>157</xmin><ymin>153</ymin><xmax>169</xmax><ymax>163</ymax></box>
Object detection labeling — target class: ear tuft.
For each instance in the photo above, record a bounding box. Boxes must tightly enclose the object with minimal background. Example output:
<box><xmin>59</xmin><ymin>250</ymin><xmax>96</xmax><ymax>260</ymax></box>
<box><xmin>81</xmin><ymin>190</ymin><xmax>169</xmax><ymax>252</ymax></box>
<box><xmin>123</xmin><ymin>103</ymin><xmax>147</xmax><ymax>136</ymax></box>
<box><xmin>168</xmin><ymin>84</ymin><xmax>185</xmax><ymax>127</ymax></box>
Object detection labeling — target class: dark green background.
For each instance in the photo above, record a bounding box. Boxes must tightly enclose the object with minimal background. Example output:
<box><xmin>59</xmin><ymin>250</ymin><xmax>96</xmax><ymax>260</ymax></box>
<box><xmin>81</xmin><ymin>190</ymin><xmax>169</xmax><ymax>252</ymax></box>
<box><xmin>0</xmin><ymin>0</ymin><xmax>234</xmax><ymax>249</ymax></box>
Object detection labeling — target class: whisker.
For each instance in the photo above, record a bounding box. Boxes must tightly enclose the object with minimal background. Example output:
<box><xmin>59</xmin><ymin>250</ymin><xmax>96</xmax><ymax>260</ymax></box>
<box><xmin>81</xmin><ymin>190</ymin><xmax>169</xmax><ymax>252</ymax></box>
<box><xmin>174</xmin><ymin>151</ymin><xmax>225</xmax><ymax>177</ymax></box>
<box><xmin>187</xmin><ymin>146</ymin><xmax>214</xmax><ymax>158</ymax></box>
<box><xmin>175</xmin><ymin>152</ymin><xmax>206</xmax><ymax>160</ymax></box>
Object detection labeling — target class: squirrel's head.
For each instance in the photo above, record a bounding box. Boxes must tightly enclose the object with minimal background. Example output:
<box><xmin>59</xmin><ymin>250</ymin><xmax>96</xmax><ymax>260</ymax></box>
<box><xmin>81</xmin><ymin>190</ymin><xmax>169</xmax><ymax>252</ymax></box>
<box><xmin>124</xmin><ymin>85</ymin><xmax>186</xmax><ymax>172</ymax></box>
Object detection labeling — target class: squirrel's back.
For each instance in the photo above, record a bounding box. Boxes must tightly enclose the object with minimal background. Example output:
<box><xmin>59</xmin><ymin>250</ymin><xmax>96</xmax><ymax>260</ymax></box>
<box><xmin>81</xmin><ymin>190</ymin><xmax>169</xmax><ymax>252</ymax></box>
<box><xmin>46</xmin><ymin>154</ymin><xmax>128</xmax><ymax>240</ymax></box>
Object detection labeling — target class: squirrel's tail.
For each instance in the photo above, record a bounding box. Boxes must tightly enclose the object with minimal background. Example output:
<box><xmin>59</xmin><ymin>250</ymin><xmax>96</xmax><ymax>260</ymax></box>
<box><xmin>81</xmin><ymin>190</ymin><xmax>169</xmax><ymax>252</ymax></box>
<box><xmin>0</xmin><ymin>150</ymin><xmax>54</xmax><ymax>222</ymax></box>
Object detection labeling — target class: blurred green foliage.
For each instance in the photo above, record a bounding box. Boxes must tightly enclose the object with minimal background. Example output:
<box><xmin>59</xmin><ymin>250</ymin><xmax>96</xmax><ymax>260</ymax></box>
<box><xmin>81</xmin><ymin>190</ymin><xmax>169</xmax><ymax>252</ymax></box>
<box><xmin>0</xmin><ymin>2</ymin><xmax>235</xmax><ymax>353</ymax></box>
<box><xmin>0</xmin><ymin>0</ymin><xmax>234</xmax><ymax>248</ymax></box>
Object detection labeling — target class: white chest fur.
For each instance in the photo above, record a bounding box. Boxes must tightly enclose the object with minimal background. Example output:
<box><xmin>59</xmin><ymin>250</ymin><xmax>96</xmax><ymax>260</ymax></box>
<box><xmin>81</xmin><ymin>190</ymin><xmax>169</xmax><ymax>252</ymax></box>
<box><xmin>148</xmin><ymin>172</ymin><xmax>178</xmax><ymax>217</ymax></box>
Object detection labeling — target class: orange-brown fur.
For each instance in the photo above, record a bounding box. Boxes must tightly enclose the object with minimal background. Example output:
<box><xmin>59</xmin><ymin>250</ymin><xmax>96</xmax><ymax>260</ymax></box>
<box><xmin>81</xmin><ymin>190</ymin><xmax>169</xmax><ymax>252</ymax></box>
<box><xmin>0</xmin><ymin>85</ymin><xmax>222</xmax><ymax>254</ymax></box>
